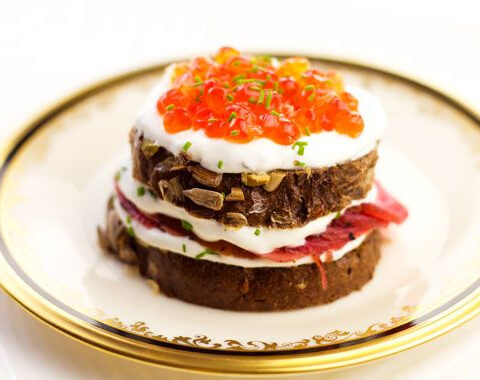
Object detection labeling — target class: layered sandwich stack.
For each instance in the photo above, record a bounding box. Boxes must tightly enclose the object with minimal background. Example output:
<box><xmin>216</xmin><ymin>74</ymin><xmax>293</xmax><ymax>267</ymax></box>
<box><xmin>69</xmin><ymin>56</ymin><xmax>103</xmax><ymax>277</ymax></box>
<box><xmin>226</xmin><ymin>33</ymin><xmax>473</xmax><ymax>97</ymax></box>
<box><xmin>98</xmin><ymin>48</ymin><xmax>407</xmax><ymax>311</ymax></box>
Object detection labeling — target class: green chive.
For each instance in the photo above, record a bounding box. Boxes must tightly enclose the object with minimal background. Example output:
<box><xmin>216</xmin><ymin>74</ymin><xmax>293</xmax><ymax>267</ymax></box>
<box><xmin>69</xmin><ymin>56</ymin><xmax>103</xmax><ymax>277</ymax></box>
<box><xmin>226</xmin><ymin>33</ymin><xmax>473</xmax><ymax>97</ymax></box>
<box><xmin>223</xmin><ymin>83</ymin><xmax>230</xmax><ymax>89</ymax></box>
<box><xmin>273</xmin><ymin>81</ymin><xmax>279</xmax><ymax>92</ymax></box>
<box><xmin>292</xmin><ymin>141</ymin><xmax>308</xmax><ymax>156</ymax></box>
<box><xmin>294</xmin><ymin>160</ymin><xmax>306</xmax><ymax>167</ymax></box>
<box><xmin>271</xmin><ymin>110</ymin><xmax>281</xmax><ymax>116</ymax></box>
<box><xmin>230</xmin><ymin>130</ymin><xmax>239</xmax><ymax>136</ymax></box>
<box><xmin>254</xmin><ymin>229</ymin><xmax>261</xmax><ymax>236</ymax></box>
<box><xmin>233</xmin><ymin>74</ymin><xmax>246</xmax><ymax>82</ymax></box>
<box><xmin>114</xmin><ymin>171</ymin><xmax>121</xmax><ymax>181</ymax></box>
<box><xmin>166</xmin><ymin>104</ymin><xmax>175</xmax><ymax>110</ymax></box>
<box><xmin>208</xmin><ymin>117</ymin><xmax>218</xmax><ymax>122</ymax></box>
<box><xmin>195</xmin><ymin>248</ymin><xmax>218</xmax><ymax>260</ymax></box>
<box><xmin>226</xmin><ymin>93</ymin><xmax>234</xmax><ymax>101</ymax></box>
<box><xmin>233</xmin><ymin>60</ymin><xmax>241</xmax><ymax>66</ymax></box>
<box><xmin>258</xmin><ymin>90</ymin><xmax>265</xmax><ymax>104</ymax></box>
<box><xmin>334</xmin><ymin>211</ymin><xmax>341</xmax><ymax>220</ymax></box>
<box><xmin>304</xmin><ymin>127</ymin><xmax>311</xmax><ymax>136</ymax></box>
<box><xmin>181</xmin><ymin>220</ymin><xmax>193</xmax><ymax>231</ymax></box>
<box><xmin>217</xmin><ymin>160</ymin><xmax>224</xmax><ymax>169</ymax></box>
<box><xmin>182</xmin><ymin>244</ymin><xmax>186</xmax><ymax>253</ymax></box>
<box><xmin>228</xmin><ymin>112</ymin><xmax>237</xmax><ymax>122</ymax></box>
<box><xmin>248</xmin><ymin>97</ymin><xmax>257</xmax><ymax>104</ymax></box>
<box><xmin>137</xmin><ymin>186</ymin><xmax>146</xmax><ymax>196</ymax></box>
<box><xmin>236</xmin><ymin>78</ymin><xmax>257</xmax><ymax>84</ymax></box>
<box><xmin>265</xmin><ymin>91</ymin><xmax>273</xmax><ymax>109</ymax></box>
<box><xmin>249</xmin><ymin>86</ymin><xmax>262</xmax><ymax>92</ymax></box>
<box><xmin>126</xmin><ymin>215</ymin><xmax>132</xmax><ymax>224</ymax></box>
<box><xmin>255</xmin><ymin>79</ymin><xmax>267</xmax><ymax>86</ymax></box>
<box><xmin>182</xmin><ymin>141</ymin><xmax>192</xmax><ymax>152</ymax></box>
<box><xmin>191</xmin><ymin>81</ymin><xmax>204</xmax><ymax>87</ymax></box>
<box><xmin>307</xmin><ymin>92</ymin><xmax>315</xmax><ymax>102</ymax></box>
<box><xmin>194</xmin><ymin>75</ymin><xmax>202</xmax><ymax>83</ymax></box>
<box><xmin>304</xmin><ymin>85</ymin><xmax>315</xmax><ymax>91</ymax></box>
<box><xmin>127</xmin><ymin>226</ymin><xmax>135</xmax><ymax>237</ymax></box>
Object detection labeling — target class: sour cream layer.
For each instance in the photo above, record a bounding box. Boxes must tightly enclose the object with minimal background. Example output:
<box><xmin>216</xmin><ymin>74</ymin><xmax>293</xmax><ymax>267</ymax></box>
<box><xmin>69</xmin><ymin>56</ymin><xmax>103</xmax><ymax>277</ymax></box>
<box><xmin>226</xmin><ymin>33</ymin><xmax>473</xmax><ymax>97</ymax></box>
<box><xmin>114</xmin><ymin>197</ymin><xmax>368</xmax><ymax>268</ymax></box>
<box><xmin>135</xmin><ymin>64</ymin><xmax>386</xmax><ymax>173</ymax></box>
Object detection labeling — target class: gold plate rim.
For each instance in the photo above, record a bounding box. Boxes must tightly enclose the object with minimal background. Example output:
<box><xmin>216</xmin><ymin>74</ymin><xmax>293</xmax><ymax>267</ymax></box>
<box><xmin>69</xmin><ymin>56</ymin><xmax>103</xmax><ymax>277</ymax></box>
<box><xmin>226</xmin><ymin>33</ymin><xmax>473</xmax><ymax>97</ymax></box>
<box><xmin>1</xmin><ymin>55</ymin><xmax>480</xmax><ymax>375</ymax></box>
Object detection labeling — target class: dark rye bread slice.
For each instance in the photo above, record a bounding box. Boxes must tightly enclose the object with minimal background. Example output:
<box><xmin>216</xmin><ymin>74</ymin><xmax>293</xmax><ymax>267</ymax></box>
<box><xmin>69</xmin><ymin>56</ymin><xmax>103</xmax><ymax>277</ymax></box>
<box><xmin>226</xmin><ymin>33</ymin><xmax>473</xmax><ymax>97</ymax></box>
<box><xmin>98</xmin><ymin>205</ymin><xmax>381</xmax><ymax>311</ymax></box>
<box><xmin>129</xmin><ymin>128</ymin><xmax>378</xmax><ymax>229</ymax></box>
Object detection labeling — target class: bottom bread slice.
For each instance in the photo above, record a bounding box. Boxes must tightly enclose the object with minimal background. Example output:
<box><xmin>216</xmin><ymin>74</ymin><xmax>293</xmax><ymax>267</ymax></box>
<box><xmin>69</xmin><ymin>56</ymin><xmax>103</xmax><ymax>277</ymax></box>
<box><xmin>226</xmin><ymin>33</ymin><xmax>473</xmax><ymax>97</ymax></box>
<box><xmin>98</xmin><ymin>206</ymin><xmax>381</xmax><ymax>311</ymax></box>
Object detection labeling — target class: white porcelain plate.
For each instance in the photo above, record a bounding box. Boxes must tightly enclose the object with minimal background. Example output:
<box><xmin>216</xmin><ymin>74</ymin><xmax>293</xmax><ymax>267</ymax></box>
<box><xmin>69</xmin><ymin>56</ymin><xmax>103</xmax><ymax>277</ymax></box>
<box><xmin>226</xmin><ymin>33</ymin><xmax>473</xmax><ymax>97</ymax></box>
<box><xmin>1</xmin><ymin>58</ymin><xmax>480</xmax><ymax>375</ymax></box>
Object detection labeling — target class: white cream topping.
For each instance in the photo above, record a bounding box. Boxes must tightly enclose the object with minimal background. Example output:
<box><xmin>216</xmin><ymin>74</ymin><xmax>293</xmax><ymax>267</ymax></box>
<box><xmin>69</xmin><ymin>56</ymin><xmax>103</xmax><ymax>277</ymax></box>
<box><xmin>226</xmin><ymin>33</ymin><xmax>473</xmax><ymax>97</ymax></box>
<box><xmin>117</xmin><ymin>167</ymin><xmax>377</xmax><ymax>254</ymax></box>
<box><xmin>114</xmin><ymin>197</ymin><xmax>368</xmax><ymax>268</ymax></box>
<box><xmin>135</xmin><ymin>64</ymin><xmax>386</xmax><ymax>173</ymax></box>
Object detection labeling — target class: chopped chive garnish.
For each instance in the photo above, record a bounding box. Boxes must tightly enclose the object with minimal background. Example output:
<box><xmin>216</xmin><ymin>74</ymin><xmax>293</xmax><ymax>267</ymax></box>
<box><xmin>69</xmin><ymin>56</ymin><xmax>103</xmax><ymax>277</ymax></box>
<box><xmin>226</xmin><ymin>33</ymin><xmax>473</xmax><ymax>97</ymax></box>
<box><xmin>208</xmin><ymin>117</ymin><xmax>218</xmax><ymax>122</ymax></box>
<box><xmin>127</xmin><ymin>226</ymin><xmax>135</xmax><ymax>237</ymax></box>
<box><xmin>182</xmin><ymin>141</ymin><xmax>192</xmax><ymax>152</ymax></box>
<box><xmin>226</xmin><ymin>93</ymin><xmax>234</xmax><ymax>101</ymax></box>
<box><xmin>228</xmin><ymin>112</ymin><xmax>237</xmax><ymax>122</ymax></box>
<box><xmin>255</xmin><ymin>79</ymin><xmax>267</xmax><ymax>86</ymax></box>
<box><xmin>304</xmin><ymin>127</ymin><xmax>311</xmax><ymax>136</ymax></box>
<box><xmin>249</xmin><ymin>86</ymin><xmax>262</xmax><ymax>92</ymax></box>
<box><xmin>166</xmin><ymin>104</ymin><xmax>175</xmax><ymax>110</ymax></box>
<box><xmin>230</xmin><ymin>130</ymin><xmax>239</xmax><ymax>136</ymax></box>
<box><xmin>114</xmin><ymin>170</ymin><xmax>121</xmax><ymax>181</ymax></box>
<box><xmin>334</xmin><ymin>211</ymin><xmax>341</xmax><ymax>220</ymax></box>
<box><xmin>271</xmin><ymin>110</ymin><xmax>281</xmax><ymax>116</ymax></box>
<box><xmin>194</xmin><ymin>75</ymin><xmax>202</xmax><ymax>83</ymax></box>
<box><xmin>292</xmin><ymin>141</ymin><xmax>308</xmax><ymax>156</ymax></box>
<box><xmin>198</xmin><ymin>88</ymin><xmax>204</xmax><ymax>96</ymax></box>
<box><xmin>182</xmin><ymin>244</ymin><xmax>186</xmax><ymax>253</ymax></box>
<box><xmin>248</xmin><ymin>97</ymin><xmax>257</xmax><ymax>104</ymax></box>
<box><xmin>236</xmin><ymin>78</ymin><xmax>257</xmax><ymax>84</ymax></box>
<box><xmin>304</xmin><ymin>85</ymin><xmax>315</xmax><ymax>91</ymax></box>
<box><xmin>233</xmin><ymin>60</ymin><xmax>241</xmax><ymax>66</ymax></box>
<box><xmin>137</xmin><ymin>186</ymin><xmax>146</xmax><ymax>196</ymax></box>
<box><xmin>181</xmin><ymin>220</ymin><xmax>193</xmax><ymax>231</ymax></box>
<box><xmin>126</xmin><ymin>215</ymin><xmax>132</xmax><ymax>224</ymax></box>
<box><xmin>273</xmin><ymin>81</ymin><xmax>279</xmax><ymax>92</ymax></box>
<box><xmin>233</xmin><ymin>74</ymin><xmax>246</xmax><ymax>82</ymax></box>
<box><xmin>223</xmin><ymin>83</ymin><xmax>230</xmax><ymax>89</ymax></box>
<box><xmin>221</xmin><ymin>191</ymin><xmax>225</xmax><ymax>199</ymax></box>
<box><xmin>294</xmin><ymin>160</ymin><xmax>306</xmax><ymax>167</ymax></box>
<box><xmin>265</xmin><ymin>91</ymin><xmax>273</xmax><ymax>109</ymax></box>
<box><xmin>258</xmin><ymin>90</ymin><xmax>265</xmax><ymax>104</ymax></box>
<box><xmin>307</xmin><ymin>92</ymin><xmax>315</xmax><ymax>102</ymax></box>
<box><xmin>191</xmin><ymin>81</ymin><xmax>204</xmax><ymax>87</ymax></box>
<box><xmin>217</xmin><ymin>160</ymin><xmax>224</xmax><ymax>169</ymax></box>
<box><xmin>195</xmin><ymin>248</ymin><xmax>218</xmax><ymax>260</ymax></box>
<box><xmin>252</xmin><ymin>65</ymin><xmax>267</xmax><ymax>72</ymax></box>
<box><xmin>254</xmin><ymin>229</ymin><xmax>261</xmax><ymax>236</ymax></box>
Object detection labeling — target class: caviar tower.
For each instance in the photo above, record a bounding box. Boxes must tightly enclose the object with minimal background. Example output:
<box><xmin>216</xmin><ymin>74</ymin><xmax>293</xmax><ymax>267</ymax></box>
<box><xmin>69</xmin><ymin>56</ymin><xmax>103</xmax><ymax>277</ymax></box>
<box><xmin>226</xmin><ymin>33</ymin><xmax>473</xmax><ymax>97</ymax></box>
<box><xmin>99</xmin><ymin>47</ymin><xmax>407</xmax><ymax>311</ymax></box>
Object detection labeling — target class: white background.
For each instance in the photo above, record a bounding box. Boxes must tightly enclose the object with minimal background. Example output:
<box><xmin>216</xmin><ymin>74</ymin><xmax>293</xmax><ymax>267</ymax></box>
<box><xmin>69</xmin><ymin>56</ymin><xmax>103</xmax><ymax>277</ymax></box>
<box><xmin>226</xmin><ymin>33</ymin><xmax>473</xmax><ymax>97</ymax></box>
<box><xmin>1</xmin><ymin>0</ymin><xmax>480</xmax><ymax>379</ymax></box>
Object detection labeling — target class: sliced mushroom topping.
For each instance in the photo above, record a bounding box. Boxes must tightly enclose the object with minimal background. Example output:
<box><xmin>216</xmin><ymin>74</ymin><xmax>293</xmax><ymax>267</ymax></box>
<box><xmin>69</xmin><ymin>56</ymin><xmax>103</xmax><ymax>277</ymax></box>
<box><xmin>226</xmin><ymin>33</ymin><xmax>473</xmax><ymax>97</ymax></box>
<box><xmin>140</xmin><ymin>138</ymin><xmax>160</xmax><ymax>159</ymax></box>
<box><xmin>188</xmin><ymin>165</ymin><xmax>223</xmax><ymax>187</ymax></box>
<box><xmin>241</xmin><ymin>172</ymin><xmax>270</xmax><ymax>186</ymax></box>
<box><xmin>263</xmin><ymin>171</ymin><xmax>286</xmax><ymax>192</ymax></box>
<box><xmin>183</xmin><ymin>188</ymin><xmax>224</xmax><ymax>210</ymax></box>
<box><xmin>224</xmin><ymin>212</ymin><xmax>248</xmax><ymax>228</ymax></box>
<box><xmin>225</xmin><ymin>187</ymin><xmax>245</xmax><ymax>201</ymax></box>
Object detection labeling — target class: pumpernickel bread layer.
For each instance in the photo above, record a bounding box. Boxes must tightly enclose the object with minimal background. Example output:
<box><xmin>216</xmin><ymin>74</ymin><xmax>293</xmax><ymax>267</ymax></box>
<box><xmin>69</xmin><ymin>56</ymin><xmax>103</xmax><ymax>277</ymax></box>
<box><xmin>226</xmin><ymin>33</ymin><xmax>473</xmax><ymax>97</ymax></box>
<box><xmin>129</xmin><ymin>128</ymin><xmax>378</xmax><ymax>229</ymax></box>
<box><xmin>98</xmin><ymin>205</ymin><xmax>381</xmax><ymax>311</ymax></box>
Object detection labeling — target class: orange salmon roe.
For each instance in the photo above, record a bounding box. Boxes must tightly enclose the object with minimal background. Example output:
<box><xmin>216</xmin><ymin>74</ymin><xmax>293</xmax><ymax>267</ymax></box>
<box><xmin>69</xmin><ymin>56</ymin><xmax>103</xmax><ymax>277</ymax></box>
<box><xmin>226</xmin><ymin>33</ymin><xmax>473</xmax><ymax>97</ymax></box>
<box><xmin>156</xmin><ymin>47</ymin><xmax>364</xmax><ymax>145</ymax></box>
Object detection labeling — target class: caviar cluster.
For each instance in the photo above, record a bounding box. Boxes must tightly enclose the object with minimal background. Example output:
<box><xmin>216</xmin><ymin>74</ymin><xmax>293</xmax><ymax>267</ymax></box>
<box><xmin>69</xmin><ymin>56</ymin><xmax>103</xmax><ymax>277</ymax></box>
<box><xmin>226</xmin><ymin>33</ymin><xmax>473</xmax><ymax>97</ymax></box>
<box><xmin>156</xmin><ymin>47</ymin><xmax>364</xmax><ymax>145</ymax></box>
